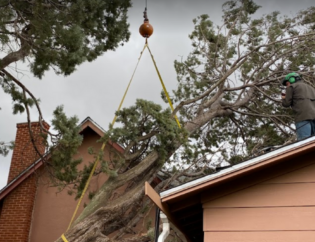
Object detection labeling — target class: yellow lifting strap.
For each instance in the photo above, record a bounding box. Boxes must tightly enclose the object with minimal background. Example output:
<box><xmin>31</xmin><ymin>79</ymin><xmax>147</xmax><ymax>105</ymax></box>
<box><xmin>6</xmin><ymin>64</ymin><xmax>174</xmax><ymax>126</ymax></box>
<box><xmin>61</xmin><ymin>40</ymin><xmax>180</xmax><ymax>241</ymax></box>
<box><xmin>146</xmin><ymin>42</ymin><xmax>181</xmax><ymax>128</ymax></box>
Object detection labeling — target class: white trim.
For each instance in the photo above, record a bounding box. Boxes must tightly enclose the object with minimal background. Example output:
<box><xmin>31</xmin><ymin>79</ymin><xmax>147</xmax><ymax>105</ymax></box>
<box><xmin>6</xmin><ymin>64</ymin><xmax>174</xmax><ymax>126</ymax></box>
<box><xmin>80</xmin><ymin>116</ymin><xmax>106</xmax><ymax>133</ymax></box>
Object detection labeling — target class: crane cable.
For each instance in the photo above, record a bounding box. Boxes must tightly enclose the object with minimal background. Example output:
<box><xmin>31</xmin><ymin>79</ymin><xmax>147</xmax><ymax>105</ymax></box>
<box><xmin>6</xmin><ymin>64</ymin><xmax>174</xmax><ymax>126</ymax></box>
<box><xmin>61</xmin><ymin>40</ymin><xmax>180</xmax><ymax>242</ymax></box>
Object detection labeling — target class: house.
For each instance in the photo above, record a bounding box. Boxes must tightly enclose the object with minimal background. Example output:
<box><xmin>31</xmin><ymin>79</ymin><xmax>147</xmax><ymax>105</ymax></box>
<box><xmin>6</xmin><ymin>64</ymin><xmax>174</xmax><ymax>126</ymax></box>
<box><xmin>146</xmin><ymin>136</ymin><xmax>315</xmax><ymax>242</ymax></box>
<box><xmin>0</xmin><ymin>117</ymin><xmax>124</xmax><ymax>242</ymax></box>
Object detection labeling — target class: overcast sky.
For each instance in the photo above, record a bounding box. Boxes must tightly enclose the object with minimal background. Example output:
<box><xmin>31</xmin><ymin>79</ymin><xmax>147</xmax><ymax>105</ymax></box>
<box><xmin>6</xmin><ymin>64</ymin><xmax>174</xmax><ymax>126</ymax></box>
<box><xmin>0</xmin><ymin>0</ymin><xmax>314</xmax><ymax>189</ymax></box>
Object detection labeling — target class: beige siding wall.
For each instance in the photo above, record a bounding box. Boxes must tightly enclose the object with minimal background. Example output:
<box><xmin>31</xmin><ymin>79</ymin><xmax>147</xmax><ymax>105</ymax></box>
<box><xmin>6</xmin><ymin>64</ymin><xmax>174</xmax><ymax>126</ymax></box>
<box><xmin>203</xmin><ymin>163</ymin><xmax>315</xmax><ymax>242</ymax></box>
<box><xmin>204</xmin><ymin>232</ymin><xmax>315</xmax><ymax>242</ymax></box>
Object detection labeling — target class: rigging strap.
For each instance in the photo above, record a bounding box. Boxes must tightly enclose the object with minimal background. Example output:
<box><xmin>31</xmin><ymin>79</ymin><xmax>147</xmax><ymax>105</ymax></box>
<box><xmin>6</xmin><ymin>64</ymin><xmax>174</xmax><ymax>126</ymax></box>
<box><xmin>146</xmin><ymin>42</ymin><xmax>181</xmax><ymax>128</ymax></box>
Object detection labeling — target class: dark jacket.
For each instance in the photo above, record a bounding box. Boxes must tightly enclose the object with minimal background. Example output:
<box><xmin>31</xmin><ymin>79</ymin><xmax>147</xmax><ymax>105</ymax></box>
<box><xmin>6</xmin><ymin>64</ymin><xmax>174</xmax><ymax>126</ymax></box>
<box><xmin>282</xmin><ymin>81</ymin><xmax>315</xmax><ymax>123</ymax></box>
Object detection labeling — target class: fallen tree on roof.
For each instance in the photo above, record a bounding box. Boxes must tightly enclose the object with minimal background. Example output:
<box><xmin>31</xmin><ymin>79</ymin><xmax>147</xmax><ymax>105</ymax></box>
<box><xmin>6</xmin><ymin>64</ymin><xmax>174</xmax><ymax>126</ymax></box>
<box><xmin>54</xmin><ymin>1</ymin><xmax>315</xmax><ymax>241</ymax></box>
<box><xmin>1</xmin><ymin>0</ymin><xmax>315</xmax><ymax>241</ymax></box>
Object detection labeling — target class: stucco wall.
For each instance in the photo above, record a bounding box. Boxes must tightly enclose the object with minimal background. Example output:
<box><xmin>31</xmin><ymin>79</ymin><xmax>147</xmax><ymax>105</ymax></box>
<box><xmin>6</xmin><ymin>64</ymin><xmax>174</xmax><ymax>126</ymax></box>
<box><xmin>29</xmin><ymin>128</ymin><xmax>110</xmax><ymax>242</ymax></box>
<box><xmin>203</xmin><ymin>162</ymin><xmax>315</xmax><ymax>241</ymax></box>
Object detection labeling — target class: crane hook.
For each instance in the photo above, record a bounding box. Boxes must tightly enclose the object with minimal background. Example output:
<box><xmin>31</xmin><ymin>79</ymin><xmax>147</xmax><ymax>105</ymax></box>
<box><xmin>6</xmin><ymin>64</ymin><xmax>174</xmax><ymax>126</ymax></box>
<box><xmin>139</xmin><ymin>7</ymin><xmax>153</xmax><ymax>38</ymax></box>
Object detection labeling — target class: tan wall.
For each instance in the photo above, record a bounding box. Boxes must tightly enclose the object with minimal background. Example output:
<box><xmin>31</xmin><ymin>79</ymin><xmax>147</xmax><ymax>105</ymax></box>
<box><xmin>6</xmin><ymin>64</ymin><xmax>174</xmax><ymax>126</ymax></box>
<box><xmin>29</xmin><ymin>128</ymin><xmax>110</xmax><ymax>242</ymax></box>
<box><xmin>203</xmin><ymin>163</ymin><xmax>315</xmax><ymax>242</ymax></box>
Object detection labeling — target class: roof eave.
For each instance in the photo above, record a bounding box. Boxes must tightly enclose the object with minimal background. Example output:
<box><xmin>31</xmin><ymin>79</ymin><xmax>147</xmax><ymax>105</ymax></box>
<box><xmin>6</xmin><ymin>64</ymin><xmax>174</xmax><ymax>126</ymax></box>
<box><xmin>79</xmin><ymin>117</ymin><xmax>124</xmax><ymax>153</ymax></box>
<box><xmin>0</xmin><ymin>157</ymin><xmax>45</xmax><ymax>201</ymax></box>
<box><xmin>161</xmin><ymin>136</ymin><xmax>315</xmax><ymax>203</ymax></box>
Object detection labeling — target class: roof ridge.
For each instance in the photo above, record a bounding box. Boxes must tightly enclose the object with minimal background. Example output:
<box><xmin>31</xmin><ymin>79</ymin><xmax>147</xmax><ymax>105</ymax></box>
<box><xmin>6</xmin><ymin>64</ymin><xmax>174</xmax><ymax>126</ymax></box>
<box><xmin>79</xmin><ymin>116</ymin><xmax>106</xmax><ymax>133</ymax></box>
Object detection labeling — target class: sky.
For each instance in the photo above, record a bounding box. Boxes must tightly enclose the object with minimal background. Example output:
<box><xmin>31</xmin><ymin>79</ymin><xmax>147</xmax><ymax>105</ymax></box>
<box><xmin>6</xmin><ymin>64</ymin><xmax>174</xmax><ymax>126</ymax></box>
<box><xmin>0</xmin><ymin>0</ymin><xmax>314</xmax><ymax>190</ymax></box>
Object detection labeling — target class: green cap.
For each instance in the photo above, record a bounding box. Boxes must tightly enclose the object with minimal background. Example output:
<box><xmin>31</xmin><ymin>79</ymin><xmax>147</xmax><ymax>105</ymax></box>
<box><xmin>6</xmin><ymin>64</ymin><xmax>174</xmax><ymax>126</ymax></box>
<box><xmin>282</xmin><ymin>72</ymin><xmax>300</xmax><ymax>86</ymax></box>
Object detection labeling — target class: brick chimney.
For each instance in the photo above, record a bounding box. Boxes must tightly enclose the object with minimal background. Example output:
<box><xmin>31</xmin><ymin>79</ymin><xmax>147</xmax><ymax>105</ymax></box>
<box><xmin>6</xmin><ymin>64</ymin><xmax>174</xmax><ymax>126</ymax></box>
<box><xmin>0</xmin><ymin>121</ymin><xmax>50</xmax><ymax>242</ymax></box>
<box><xmin>7</xmin><ymin>121</ymin><xmax>50</xmax><ymax>183</ymax></box>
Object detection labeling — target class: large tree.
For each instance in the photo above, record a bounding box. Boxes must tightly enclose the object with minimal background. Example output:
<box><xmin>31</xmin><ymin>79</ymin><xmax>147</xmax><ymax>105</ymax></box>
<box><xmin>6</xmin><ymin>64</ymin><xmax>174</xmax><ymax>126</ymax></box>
<box><xmin>2</xmin><ymin>0</ymin><xmax>315</xmax><ymax>241</ymax></box>
<box><xmin>0</xmin><ymin>0</ymin><xmax>131</xmax><ymax>77</ymax></box>
<box><xmin>53</xmin><ymin>1</ymin><xmax>315</xmax><ymax>241</ymax></box>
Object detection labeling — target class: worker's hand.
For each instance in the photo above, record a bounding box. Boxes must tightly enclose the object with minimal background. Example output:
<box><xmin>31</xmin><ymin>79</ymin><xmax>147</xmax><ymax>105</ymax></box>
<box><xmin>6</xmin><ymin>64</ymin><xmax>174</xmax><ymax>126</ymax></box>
<box><xmin>281</xmin><ymin>90</ymin><xmax>286</xmax><ymax>99</ymax></box>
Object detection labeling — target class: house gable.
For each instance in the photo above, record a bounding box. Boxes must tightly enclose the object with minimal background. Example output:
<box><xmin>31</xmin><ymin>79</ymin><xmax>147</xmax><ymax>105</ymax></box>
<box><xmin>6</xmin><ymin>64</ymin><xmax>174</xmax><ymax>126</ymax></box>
<box><xmin>29</xmin><ymin>120</ymin><xmax>119</xmax><ymax>242</ymax></box>
<box><xmin>0</xmin><ymin>117</ymin><xmax>123</xmax><ymax>202</ymax></box>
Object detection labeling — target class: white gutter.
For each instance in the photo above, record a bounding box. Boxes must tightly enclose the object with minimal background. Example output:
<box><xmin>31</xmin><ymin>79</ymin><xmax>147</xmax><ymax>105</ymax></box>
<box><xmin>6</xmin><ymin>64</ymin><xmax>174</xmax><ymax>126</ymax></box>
<box><xmin>158</xmin><ymin>211</ymin><xmax>170</xmax><ymax>242</ymax></box>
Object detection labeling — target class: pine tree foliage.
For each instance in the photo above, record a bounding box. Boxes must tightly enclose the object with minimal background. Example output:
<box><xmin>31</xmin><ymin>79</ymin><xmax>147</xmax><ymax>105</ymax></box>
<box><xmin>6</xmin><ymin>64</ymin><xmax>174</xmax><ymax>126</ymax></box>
<box><xmin>172</xmin><ymin>0</ymin><xmax>315</xmax><ymax>164</ymax></box>
<box><xmin>0</xmin><ymin>0</ymin><xmax>132</xmax><ymax>77</ymax></box>
<box><xmin>103</xmin><ymin>99</ymin><xmax>186</xmax><ymax>165</ymax></box>
<box><xmin>0</xmin><ymin>70</ymin><xmax>85</xmax><ymax>187</ymax></box>
<box><xmin>0</xmin><ymin>141</ymin><xmax>14</xmax><ymax>157</ymax></box>
<box><xmin>48</xmin><ymin>106</ymin><xmax>83</xmax><ymax>185</ymax></box>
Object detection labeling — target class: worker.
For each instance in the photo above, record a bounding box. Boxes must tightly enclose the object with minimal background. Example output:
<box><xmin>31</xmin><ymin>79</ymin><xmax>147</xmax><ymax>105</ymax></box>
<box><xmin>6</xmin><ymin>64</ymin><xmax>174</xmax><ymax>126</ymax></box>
<box><xmin>282</xmin><ymin>72</ymin><xmax>315</xmax><ymax>140</ymax></box>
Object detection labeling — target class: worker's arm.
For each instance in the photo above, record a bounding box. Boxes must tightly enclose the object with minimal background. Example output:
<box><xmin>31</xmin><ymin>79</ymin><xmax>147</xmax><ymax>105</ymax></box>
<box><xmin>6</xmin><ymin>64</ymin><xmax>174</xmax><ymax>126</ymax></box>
<box><xmin>282</xmin><ymin>86</ymin><xmax>293</xmax><ymax>107</ymax></box>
